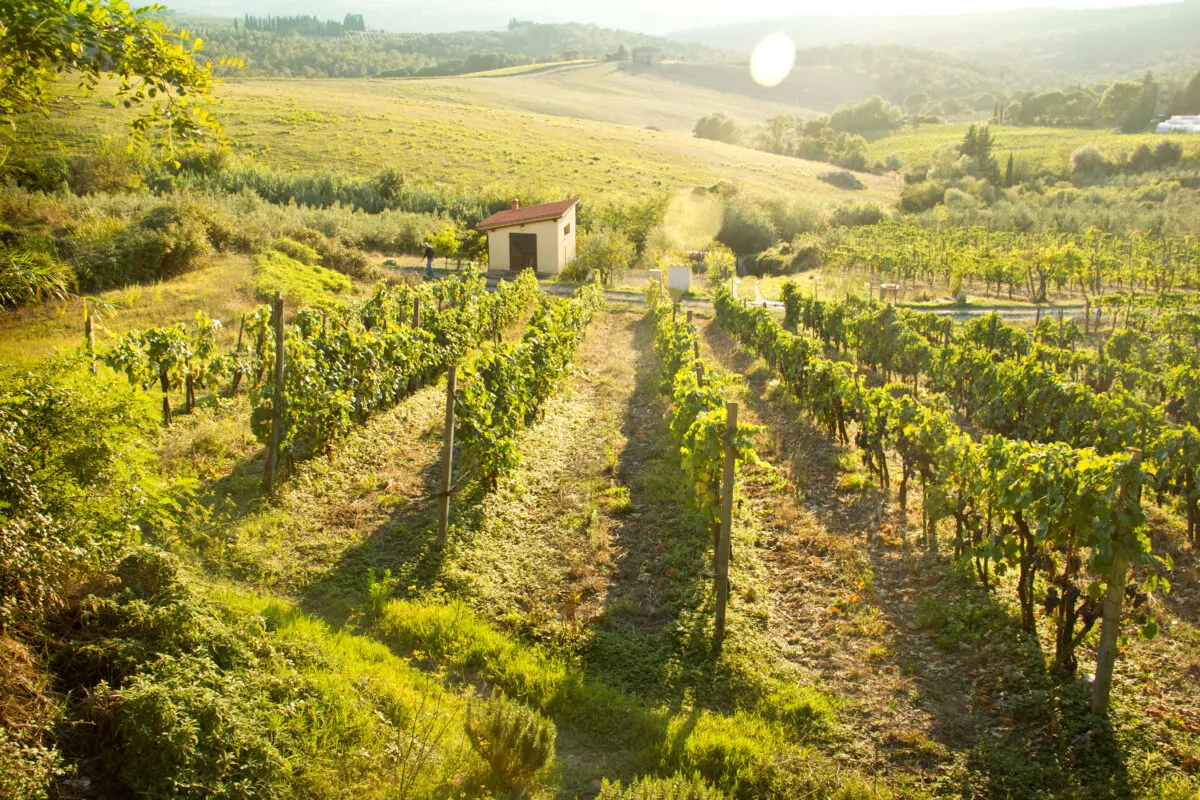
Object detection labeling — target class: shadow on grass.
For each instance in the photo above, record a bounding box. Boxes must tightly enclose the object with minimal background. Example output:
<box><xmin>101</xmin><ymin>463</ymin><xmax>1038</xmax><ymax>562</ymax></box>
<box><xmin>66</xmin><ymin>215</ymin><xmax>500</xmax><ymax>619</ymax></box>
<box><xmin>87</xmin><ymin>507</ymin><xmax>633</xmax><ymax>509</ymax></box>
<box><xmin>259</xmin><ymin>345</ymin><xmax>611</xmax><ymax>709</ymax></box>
<box><xmin>700</xmin><ymin>318</ymin><xmax>1137</xmax><ymax>800</ymax></box>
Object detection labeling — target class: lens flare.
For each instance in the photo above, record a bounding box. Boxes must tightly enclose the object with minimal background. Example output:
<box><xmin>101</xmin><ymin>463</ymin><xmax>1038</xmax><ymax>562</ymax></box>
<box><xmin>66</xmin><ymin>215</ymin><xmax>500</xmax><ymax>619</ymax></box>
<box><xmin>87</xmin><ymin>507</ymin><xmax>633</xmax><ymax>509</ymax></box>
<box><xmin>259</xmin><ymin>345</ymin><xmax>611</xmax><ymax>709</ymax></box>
<box><xmin>749</xmin><ymin>32</ymin><xmax>796</xmax><ymax>88</ymax></box>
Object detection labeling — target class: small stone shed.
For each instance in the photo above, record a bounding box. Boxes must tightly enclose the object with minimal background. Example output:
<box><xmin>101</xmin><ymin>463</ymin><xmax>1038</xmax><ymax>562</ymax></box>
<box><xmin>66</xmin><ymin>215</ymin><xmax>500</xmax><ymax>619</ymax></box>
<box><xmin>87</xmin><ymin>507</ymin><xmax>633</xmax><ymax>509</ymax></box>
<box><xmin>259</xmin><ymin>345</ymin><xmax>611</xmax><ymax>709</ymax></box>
<box><xmin>477</xmin><ymin>199</ymin><xmax>579</xmax><ymax>276</ymax></box>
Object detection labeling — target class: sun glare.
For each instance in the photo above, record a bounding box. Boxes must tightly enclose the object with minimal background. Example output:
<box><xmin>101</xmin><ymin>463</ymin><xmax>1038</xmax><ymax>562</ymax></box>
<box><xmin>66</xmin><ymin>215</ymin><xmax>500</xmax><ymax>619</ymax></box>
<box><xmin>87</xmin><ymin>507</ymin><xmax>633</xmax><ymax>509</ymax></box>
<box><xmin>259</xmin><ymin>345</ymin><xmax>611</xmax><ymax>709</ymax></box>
<box><xmin>749</xmin><ymin>32</ymin><xmax>796</xmax><ymax>88</ymax></box>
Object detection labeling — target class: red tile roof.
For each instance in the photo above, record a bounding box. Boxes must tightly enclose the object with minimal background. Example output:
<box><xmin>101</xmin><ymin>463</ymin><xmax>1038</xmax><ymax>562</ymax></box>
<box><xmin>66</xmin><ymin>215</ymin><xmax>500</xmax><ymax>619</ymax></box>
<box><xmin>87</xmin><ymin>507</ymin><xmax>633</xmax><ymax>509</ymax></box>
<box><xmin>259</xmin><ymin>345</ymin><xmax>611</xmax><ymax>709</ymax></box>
<box><xmin>477</xmin><ymin>199</ymin><xmax>579</xmax><ymax>231</ymax></box>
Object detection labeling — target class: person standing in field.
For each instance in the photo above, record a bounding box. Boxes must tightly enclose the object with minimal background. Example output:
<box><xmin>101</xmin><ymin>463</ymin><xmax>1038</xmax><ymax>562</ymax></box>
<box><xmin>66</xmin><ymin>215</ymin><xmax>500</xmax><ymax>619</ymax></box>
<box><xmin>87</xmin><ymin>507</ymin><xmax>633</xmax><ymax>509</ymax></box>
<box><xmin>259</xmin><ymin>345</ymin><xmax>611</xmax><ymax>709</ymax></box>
<box><xmin>423</xmin><ymin>241</ymin><xmax>435</xmax><ymax>277</ymax></box>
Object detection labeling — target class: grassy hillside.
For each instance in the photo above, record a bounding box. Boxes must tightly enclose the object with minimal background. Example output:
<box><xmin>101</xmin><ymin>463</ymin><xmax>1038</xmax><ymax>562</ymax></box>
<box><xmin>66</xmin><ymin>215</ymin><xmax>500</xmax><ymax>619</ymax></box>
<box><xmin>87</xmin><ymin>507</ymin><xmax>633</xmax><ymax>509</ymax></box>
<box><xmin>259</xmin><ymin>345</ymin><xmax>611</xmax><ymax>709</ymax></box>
<box><xmin>21</xmin><ymin>73</ymin><xmax>898</xmax><ymax>205</ymax></box>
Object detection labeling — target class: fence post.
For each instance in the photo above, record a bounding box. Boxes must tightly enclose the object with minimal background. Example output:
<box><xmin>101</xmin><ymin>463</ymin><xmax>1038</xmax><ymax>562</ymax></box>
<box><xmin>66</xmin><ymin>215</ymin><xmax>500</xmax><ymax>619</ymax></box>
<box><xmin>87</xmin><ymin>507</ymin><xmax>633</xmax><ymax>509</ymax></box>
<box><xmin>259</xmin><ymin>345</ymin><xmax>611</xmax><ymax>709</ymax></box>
<box><xmin>436</xmin><ymin>365</ymin><xmax>458</xmax><ymax>549</ymax></box>
<box><xmin>85</xmin><ymin>307</ymin><xmax>97</xmax><ymax>376</ymax></box>
<box><xmin>230</xmin><ymin>314</ymin><xmax>246</xmax><ymax>396</ymax></box>
<box><xmin>413</xmin><ymin>296</ymin><xmax>422</xmax><ymax>329</ymax></box>
<box><xmin>714</xmin><ymin>401</ymin><xmax>737</xmax><ymax>655</ymax></box>
<box><xmin>264</xmin><ymin>293</ymin><xmax>285</xmax><ymax>495</ymax></box>
<box><xmin>686</xmin><ymin>310</ymin><xmax>693</xmax><ymax>324</ymax></box>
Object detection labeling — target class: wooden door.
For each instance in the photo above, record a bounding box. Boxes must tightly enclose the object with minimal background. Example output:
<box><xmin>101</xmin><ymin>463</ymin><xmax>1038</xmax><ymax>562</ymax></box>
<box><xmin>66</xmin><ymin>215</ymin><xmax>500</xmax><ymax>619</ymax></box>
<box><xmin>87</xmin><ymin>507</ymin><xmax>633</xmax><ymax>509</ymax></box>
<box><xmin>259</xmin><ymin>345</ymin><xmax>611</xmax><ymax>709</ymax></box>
<box><xmin>509</xmin><ymin>232</ymin><xmax>538</xmax><ymax>271</ymax></box>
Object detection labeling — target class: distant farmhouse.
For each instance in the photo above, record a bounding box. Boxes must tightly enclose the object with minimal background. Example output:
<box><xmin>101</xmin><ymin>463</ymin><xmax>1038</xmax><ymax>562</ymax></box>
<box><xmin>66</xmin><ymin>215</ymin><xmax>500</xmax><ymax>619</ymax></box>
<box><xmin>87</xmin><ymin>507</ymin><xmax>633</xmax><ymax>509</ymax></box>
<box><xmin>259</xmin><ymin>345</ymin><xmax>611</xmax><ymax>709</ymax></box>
<box><xmin>1157</xmin><ymin>115</ymin><xmax>1200</xmax><ymax>134</ymax></box>
<box><xmin>477</xmin><ymin>199</ymin><xmax>578</xmax><ymax>277</ymax></box>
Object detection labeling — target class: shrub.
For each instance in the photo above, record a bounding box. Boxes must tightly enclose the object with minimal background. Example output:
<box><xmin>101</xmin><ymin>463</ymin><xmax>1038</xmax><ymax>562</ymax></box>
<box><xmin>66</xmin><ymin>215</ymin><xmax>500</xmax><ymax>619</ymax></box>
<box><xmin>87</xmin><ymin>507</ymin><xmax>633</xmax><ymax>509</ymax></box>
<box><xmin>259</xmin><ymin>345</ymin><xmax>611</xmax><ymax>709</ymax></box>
<box><xmin>1153</xmin><ymin>139</ymin><xmax>1183</xmax><ymax>169</ymax></box>
<box><xmin>273</xmin><ymin>236</ymin><xmax>321</xmax><ymax>265</ymax></box>
<box><xmin>717</xmin><ymin>198</ymin><xmax>778</xmax><ymax>255</ymax></box>
<box><xmin>570</xmin><ymin>226</ymin><xmax>634</xmax><ymax>285</ymax></box>
<box><xmin>0</xmin><ymin>247</ymin><xmax>75</xmax><ymax>306</ymax></box>
<box><xmin>465</xmin><ymin>694</ymin><xmax>556</xmax><ymax>790</ymax></box>
<box><xmin>253</xmin><ymin>249</ymin><xmax>351</xmax><ymax>308</ymax></box>
<box><xmin>898</xmin><ymin>181</ymin><xmax>945</xmax><ymax>214</ymax></box>
<box><xmin>1071</xmin><ymin>145</ymin><xmax>1112</xmax><ymax>180</ymax></box>
<box><xmin>24</xmin><ymin>155</ymin><xmax>72</xmax><ymax>192</ymax></box>
<box><xmin>790</xmin><ymin>235</ymin><xmax>823</xmax><ymax>271</ymax></box>
<box><xmin>829</xmin><ymin>201</ymin><xmax>884</xmax><ymax>228</ymax></box>
<box><xmin>821</xmin><ymin>171</ymin><xmax>866</xmax><ymax>190</ymax></box>
<box><xmin>72</xmin><ymin>201</ymin><xmax>214</xmax><ymax>291</ymax></box>
<box><xmin>704</xmin><ymin>243</ymin><xmax>736</xmax><ymax>287</ymax></box>
<box><xmin>598</xmin><ymin>774</ymin><xmax>726</xmax><ymax>800</ymax></box>
<box><xmin>288</xmin><ymin>229</ymin><xmax>376</xmax><ymax>280</ymax></box>
<box><xmin>67</xmin><ymin>144</ymin><xmax>147</xmax><ymax>195</ymax></box>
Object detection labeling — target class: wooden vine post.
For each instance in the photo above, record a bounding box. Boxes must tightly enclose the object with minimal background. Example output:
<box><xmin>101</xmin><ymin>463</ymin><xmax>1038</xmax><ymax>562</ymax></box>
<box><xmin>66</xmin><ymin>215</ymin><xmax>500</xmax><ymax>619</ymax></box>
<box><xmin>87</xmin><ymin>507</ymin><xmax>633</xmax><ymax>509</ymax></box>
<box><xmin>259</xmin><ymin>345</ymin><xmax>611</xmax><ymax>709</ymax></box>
<box><xmin>230</xmin><ymin>314</ymin><xmax>246</xmax><ymax>395</ymax></box>
<box><xmin>85</xmin><ymin>306</ymin><xmax>97</xmax><ymax>376</ymax></box>
<box><xmin>264</xmin><ymin>293</ymin><xmax>286</xmax><ymax>494</ymax></box>
<box><xmin>413</xmin><ymin>296</ymin><xmax>422</xmax><ymax>329</ymax></box>
<box><xmin>1092</xmin><ymin>449</ymin><xmax>1142</xmax><ymax>714</ymax></box>
<box><xmin>714</xmin><ymin>401</ymin><xmax>737</xmax><ymax>655</ymax></box>
<box><xmin>436</xmin><ymin>365</ymin><xmax>457</xmax><ymax>549</ymax></box>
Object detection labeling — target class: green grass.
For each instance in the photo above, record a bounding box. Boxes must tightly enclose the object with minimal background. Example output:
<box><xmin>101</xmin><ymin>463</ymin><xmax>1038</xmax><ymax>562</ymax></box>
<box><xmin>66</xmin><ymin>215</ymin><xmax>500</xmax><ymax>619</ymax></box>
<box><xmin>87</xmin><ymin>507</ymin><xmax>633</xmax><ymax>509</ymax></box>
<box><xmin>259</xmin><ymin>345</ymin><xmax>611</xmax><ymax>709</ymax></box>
<box><xmin>864</xmin><ymin>122</ymin><xmax>1200</xmax><ymax>174</ymax></box>
<box><xmin>253</xmin><ymin>248</ymin><xmax>352</xmax><ymax>308</ymax></box>
<box><xmin>0</xmin><ymin>255</ymin><xmax>256</xmax><ymax>366</ymax></box>
<box><xmin>15</xmin><ymin>75</ymin><xmax>898</xmax><ymax>206</ymax></box>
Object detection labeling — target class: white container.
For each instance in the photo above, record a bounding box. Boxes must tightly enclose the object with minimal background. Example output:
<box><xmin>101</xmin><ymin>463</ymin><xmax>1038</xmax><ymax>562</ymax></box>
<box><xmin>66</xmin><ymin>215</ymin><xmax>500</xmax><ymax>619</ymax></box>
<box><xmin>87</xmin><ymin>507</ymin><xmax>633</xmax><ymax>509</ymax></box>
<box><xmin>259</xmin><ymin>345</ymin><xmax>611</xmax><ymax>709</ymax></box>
<box><xmin>648</xmin><ymin>268</ymin><xmax>663</xmax><ymax>284</ymax></box>
<box><xmin>667</xmin><ymin>265</ymin><xmax>691</xmax><ymax>292</ymax></box>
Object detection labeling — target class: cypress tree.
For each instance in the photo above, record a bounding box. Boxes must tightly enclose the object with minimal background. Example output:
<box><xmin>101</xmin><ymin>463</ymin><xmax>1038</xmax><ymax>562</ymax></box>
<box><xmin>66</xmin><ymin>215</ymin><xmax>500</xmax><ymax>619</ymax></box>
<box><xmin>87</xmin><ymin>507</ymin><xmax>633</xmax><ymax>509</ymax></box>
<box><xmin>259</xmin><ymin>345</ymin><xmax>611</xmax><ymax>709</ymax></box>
<box><xmin>1005</xmin><ymin>153</ymin><xmax>1015</xmax><ymax>187</ymax></box>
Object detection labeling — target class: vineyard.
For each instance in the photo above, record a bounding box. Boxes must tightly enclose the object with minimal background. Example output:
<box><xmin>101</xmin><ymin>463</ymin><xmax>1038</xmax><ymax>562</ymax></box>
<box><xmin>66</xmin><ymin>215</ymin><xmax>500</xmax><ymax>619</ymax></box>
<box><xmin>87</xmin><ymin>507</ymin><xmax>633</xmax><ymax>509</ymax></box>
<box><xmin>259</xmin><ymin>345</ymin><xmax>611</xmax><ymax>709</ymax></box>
<box><xmin>826</xmin><ymin>221</ymin><xmax>1200</xmax><ymax>304</ymax></box>
<box><xmin>4</xmin><ymin>240</ymin><xmax>1200</xmax><ymax>798</ymax></box>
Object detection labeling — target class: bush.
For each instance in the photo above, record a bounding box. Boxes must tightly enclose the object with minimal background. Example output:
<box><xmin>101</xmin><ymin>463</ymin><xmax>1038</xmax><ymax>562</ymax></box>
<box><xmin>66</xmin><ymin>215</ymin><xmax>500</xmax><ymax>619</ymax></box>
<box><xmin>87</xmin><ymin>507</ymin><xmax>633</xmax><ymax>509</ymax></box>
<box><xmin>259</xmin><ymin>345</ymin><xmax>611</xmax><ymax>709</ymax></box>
<box><xmin>821</xmin><ymin>171</ymin><xmax>866</xmax><ymax>190</ymax></box>
<box><xmin>465</xmin><ymin>694</ymin><xmax>556</xmax><ymax>790</ymax></box>
<box><xmin>1153</xmin><ymin>140</ymin><xmax>1183</xmax><ymax>168</ymax></box>
<box><xmin>790</xmin><ymin>236</ymin><xmax>823</xmax><ymax>271</ymax></box>
<box><xmin>72</xmin><ymin>201</ymin><xmax>214</xmax><ymax>291</ymax></box>
<box><xmin>288</xmin><ymin>229</ymin><xmax>376</xmax><ymax>280</ymax></box>
<box><xmin>67</xmin><ymin>144</ymin><xmax>147</xmax><ymax>195</ymax></box>
<box><xmin>0</xmin><ymin>247</ymin><xmax>75</xmax><ymax>307</ymax></box>
<box><xmin>1071</xmin><ymin>145</ymin><xmax>1112</xmax><ymax>179</ymax></box>
<box><xmin>898</xmin><ymin>181</ymin><xmax>945</xmax><ymax>214</ymax></box>
<box><xmin>569</xmin><ymin>226</ymin><xmax>634</xmax><ymax>285</ymax></box>
<box><xmin>829</xmin><ymin>201</ymin><xmax>884</xmax><ymax>228</ymax></box>
<box><xmin>717</xmin><ymin>198</ymin><xmax>778</xmax><ymax>255</ymax></box>
<box><xmin>253</xmin><ymin>249</ymin><xmax>351</xmax><ymax>308</ymax></box>
<box><xmin>273</xmin><ymin>236</ymin><xmax>321</xmax><ymax>265</ymax></box>
<box><xmin>598</xmin><ymin>774</ymin><xmax>726</xmax><ymax>800</ymax></box>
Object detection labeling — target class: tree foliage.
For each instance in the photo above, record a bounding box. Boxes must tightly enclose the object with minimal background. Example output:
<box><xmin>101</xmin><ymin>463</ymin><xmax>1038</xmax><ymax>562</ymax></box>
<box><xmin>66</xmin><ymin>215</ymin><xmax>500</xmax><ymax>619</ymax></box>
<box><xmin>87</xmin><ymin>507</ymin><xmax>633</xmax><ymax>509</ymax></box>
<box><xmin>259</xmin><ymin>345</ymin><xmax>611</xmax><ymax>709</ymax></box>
<box><xmin>0</xmin><ymin>0</ymin><xmax>226</xmax><ymax>143</ymax></box>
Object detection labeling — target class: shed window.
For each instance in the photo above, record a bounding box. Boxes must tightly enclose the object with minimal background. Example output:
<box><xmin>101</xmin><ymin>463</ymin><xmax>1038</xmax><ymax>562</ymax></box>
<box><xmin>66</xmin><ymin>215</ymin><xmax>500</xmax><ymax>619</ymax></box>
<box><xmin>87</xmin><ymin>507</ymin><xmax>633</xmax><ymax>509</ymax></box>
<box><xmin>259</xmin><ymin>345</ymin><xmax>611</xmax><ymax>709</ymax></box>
<box><xmin>564</xmin><ymin>223</ymin><xmax>572</xmax><ymax>234</ymax></box>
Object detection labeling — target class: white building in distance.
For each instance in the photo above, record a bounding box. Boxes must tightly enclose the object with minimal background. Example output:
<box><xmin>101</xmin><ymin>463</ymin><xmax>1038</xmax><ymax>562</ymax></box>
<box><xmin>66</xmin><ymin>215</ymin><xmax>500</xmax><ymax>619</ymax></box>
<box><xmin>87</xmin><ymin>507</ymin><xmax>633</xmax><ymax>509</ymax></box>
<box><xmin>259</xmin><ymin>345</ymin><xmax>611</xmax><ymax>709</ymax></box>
<box><xmin>1156</xmin><ymin>115</ymin><xmax>1200</xmax><ymax>134</ymax></box>
<box><xmin>477</xmin><ymin>199</ymin><xmax>579</xmax><ymax>276</ymax></box>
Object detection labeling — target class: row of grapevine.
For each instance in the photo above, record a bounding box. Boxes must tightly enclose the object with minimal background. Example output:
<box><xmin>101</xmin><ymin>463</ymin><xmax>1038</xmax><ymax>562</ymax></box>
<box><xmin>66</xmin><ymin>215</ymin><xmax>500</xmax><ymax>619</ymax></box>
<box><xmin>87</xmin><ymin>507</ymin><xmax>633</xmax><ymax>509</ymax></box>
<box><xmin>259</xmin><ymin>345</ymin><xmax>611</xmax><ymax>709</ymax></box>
<box><xmin>825</xmin><ymin>220</ymin><xmax>1200</xmax><ymax>300</ymax></box>
<box><xmin>782</xmin><ymin>287</ymin><xmax>1200</xmax><ymax>544</ymax></box>
<box><xmin>714</xmin><ymin>285</ymin><xmax>1164</xmax><ymax>711</ymax></box>
<box><xmin>647</xmin><ymin>294</ymin><xmax>759</xmax><ymax>535</ymax></box>
<box><xmin>250</xmin><ymin>272</ymin><xmax>539</xmax><ymax>461</ymax></box>
<box><xmin>455</xmin><ymin>281</ymin><xmax>604</xmax><ymax>488</ymax></box>
<box><xmin>104</xmin><ymin>272</ymin><xmax>541</xmax><ymax>472</ymax></box>
<box><xmin>105</xmin><ymin>311</ymin><xmax>232</xmax><ymax>425</ymax></box>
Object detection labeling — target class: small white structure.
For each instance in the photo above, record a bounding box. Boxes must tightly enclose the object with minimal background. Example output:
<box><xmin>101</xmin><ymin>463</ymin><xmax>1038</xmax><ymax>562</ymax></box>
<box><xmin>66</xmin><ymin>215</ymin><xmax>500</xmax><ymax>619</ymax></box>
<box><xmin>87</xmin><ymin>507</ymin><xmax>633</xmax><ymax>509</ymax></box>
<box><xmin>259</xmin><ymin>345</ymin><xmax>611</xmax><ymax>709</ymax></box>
<box><xmin>477</xmin><ymin>199</ymin><xmax>579</xmax><ymax>277</ymax></box>
<box><xmin>1156</xmin><ymin>115</ymin><xmax>1200</xmax><ymax>134</ymax></box>
<box><xmin>667</xmin><ymin>265</ymin><xmax>691</xmax><ymax>292</ymax></box>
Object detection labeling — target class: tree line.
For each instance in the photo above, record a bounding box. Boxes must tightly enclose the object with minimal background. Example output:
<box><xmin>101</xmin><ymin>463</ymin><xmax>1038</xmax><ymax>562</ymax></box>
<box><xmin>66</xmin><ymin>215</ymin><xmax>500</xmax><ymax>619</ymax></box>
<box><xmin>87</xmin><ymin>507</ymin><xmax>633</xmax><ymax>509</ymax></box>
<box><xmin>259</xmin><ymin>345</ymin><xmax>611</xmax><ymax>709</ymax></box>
<box><xmin>240</xmin><ymin>14</ymin><xmax>367</xmax><ymax>36</ymax></box>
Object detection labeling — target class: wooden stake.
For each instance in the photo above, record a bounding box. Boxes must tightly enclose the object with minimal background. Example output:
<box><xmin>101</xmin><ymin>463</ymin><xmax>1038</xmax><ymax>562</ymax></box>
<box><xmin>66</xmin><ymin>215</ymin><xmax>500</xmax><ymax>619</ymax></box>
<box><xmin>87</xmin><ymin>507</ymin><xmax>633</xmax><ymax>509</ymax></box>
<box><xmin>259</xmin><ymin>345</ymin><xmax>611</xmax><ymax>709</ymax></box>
<box><xmin>230</xmin><ymin>314</ymin><xmax>246</xmax><ymax>395</ymax></box>
<box><xmin>85</xmin><ymin>308</ymin><xmax>97</xmax><ymax>376</ymax></box>
<box><xmin>436</xmin><ymin>365</ymin><xmax>457</xmax><ymax>549</ymax></box>
<box><xmin>264</xmin><ymin>293</ymin><xmax>285</xmax><ymax>495</ymax></box>
<box><xmin>1092</xmin><ymin>553</ymin><xmax>1129</xmax><ymax>714</ymax></box>
<box><xmin>413</xmin><ymin>296</ymin><xmax>422</xmax><ymax>329</ymax></box>
<box><xmin>714</xmin><ymin>401</ymin><xmax>737</xmax><ymax>655</ymax></box>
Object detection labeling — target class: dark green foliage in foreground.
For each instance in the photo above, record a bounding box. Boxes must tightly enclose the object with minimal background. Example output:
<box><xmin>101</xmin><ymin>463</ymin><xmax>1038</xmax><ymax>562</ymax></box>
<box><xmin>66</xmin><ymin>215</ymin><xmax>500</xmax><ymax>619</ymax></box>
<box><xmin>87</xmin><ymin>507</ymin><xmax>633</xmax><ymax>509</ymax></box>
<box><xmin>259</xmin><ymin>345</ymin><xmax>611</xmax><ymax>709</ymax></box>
<box><xmin>598</xmin><ymin>774</ymin><xmax>727</xmax><ymax>800</ymax></box>
<box><xmin>465</xmin><ymin>693</ymin><xmax>556</xmax><ymax>790</ymax></box>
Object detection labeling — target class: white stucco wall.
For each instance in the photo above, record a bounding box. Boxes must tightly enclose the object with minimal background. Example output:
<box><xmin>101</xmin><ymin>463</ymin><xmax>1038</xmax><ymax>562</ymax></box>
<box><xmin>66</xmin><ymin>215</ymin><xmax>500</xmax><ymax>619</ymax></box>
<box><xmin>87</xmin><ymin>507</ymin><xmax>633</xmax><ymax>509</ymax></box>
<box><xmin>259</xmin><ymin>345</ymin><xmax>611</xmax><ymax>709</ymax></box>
<box><xmin>484</xmin><ymin>205</ymin><xmax>577</xmax><ymax>276</ymax></box>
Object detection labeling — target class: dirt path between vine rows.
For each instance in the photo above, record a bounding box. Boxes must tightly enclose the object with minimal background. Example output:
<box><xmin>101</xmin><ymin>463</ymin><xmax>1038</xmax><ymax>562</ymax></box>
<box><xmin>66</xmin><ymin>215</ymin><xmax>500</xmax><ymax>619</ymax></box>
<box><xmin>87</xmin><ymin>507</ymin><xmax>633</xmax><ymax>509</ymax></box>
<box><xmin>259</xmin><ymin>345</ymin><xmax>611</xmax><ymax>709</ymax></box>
<box><xmin>697</xmin><ymin>317</ymin><xmax>994</xmax><ymax>786</ymax></box>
